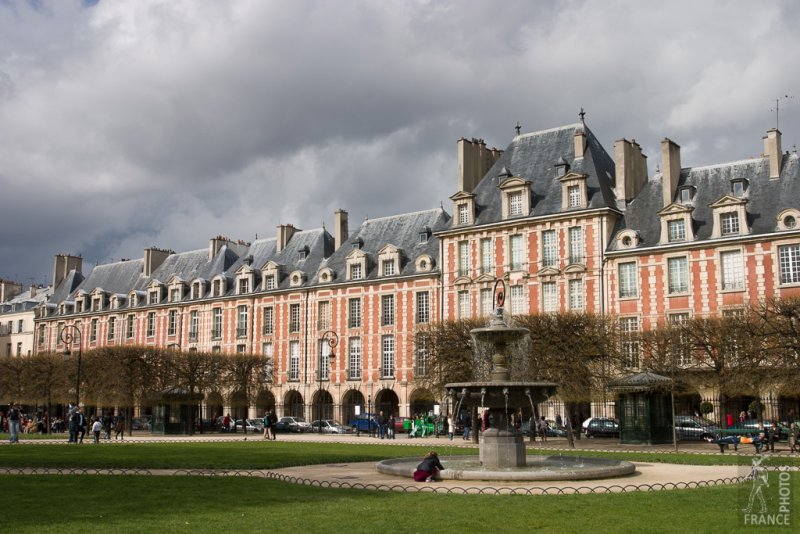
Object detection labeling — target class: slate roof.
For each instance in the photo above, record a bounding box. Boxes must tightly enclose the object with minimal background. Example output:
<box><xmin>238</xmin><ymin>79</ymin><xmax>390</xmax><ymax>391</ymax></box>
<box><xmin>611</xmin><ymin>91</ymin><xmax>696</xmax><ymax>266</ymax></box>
<box><xmin>611</xmin><ymin>151</ymin><xmax>800</xmax><ymax>251</ymax></box>
<box><xmin>463</xmin><ymin>123</ymin><xmax>618</xmax><ymax>227</ymax></box>
<box><xmin>0</xmin><ymin>286</ymin><xmax>53</xmax><ymax>315</ymax></box>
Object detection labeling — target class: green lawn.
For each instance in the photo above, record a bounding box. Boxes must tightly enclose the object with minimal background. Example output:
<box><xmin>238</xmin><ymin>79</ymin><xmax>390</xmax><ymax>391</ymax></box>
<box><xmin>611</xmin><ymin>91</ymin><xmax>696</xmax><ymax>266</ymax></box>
<box><xmin>2</xmin><ymin>441</ymin><xmax>798</xmax><ymax>533</ymax></box>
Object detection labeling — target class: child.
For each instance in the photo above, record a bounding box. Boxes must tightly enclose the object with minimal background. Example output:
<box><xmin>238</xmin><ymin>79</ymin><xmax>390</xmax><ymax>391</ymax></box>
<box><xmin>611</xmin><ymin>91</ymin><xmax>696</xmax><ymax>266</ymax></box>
<box><xmin>91</xmin><ymin>418</ymin><xmax>103</xmax><ymax>444</ymax></box>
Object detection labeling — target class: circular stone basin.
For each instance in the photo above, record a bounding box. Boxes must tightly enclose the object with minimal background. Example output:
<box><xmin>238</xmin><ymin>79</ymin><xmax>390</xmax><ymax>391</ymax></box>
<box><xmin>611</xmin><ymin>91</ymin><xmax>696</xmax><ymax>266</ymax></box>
<box><xmin>377</xmin><ymin>455</ymin><xmax>636</xmax><ymax>482</ymax></box>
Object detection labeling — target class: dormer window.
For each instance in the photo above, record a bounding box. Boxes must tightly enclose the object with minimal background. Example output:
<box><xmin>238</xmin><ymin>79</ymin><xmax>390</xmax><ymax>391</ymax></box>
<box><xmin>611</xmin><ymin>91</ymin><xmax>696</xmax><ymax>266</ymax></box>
<box><xmin>351</xmin><ymin>238</ymin><xmax>363</xmax><ymax>250</ymax></box>
<box><xmin>298</xmin><ymin>246</ymin><xmax>309</xmax><ymax>260</ymax></box>
<box><xmin>191</xmin><ymin>282</ymin><xmax>202</xmax><ymax>299</ymax></box>
<box><xmin>170</xmin><ymin>288</ymin><xmax>180</xmax><ymax>302</ymax></box>
<box><xmin>213</xmin><ymin>279</ymin><xmax>223</xmax><ymax>297</ymax></box>
<box><xmin>265</xmin><ymin>275</ymin><xmax>276</xmax><ymax>289</ymax></box>
<box><xmin>710</xmin><ymin>196</ymin><xmax>749</xmax><ymax>239</ymax></box>
<box><xmin>450</xmin><ymin>191</ymin><xmax>476</xmax><ymax>226</ymax></box>
<box><xmin>509</xmin><ymin>192</ymin><xmax>523</xmax><ymax>216</ymax></box>
<box><xmin>720</xmin><ymin>212</ymin><xmax>740</xmax><ymax>236</ymax></box>
<box><xmin>149</xmin><ymin>290</ymin><xmax>160</xmax><ymax>305</ymax></box>
<box><xmin>350</xmin><ymin>263</ymin><xmax>363</xmax><ymax>280</ymax></box>
<box><xmin>778</xmin><ymin>209</ymin><xmax>800</xmax><ymax>231</ymax></box>
<box><xmin>419</xmin><ymin>227</ymin><xmax>431</xmax><ymax>244</ymax></box>
<box><xmin>567</xmin><ymin>185</ymin><xmax>581</xmax><ymax>208</ymax></box>
<box><xmin>558</xmin><ymin>172</ymin><xmax>588</xmax><ymax>210</ymax></box>
<box><xmin>382</xmin><ymin>259</ymin><xmax>395</xmax><ymax>276</ymax></box>
<box><xmin>668</xmin><ymin>219</ymin><xmax>686</xmax><ymax>242</ymax></box>
<box><xmin>238</xmin><ymin>278</ymin><xmax>249</xmax><ymax>294</ymax></box>
<box><xmin>679</xmin><ymin>187</ymin><xmax>694</xmax><ymax>204</ymax></box>
<box><xmin>458</xmin><ymin>203</ymin><xmax>469</xmax><ymax>223</ymax></box>
<box><xmin>555</xmin><ymin>157</ymin><xmax>569</xmax><ymax>177</ymax></box>
<box><xmin>731</xmin><ymin>179</ymin><xmax>748</xmax><ymax>197</ymax></box>
<box><xmin>658</xmin><ymin>203</ymin><xmax>695</xmax><ymax>245</ymax></box>
<box><xmin>498</xmin><ymin>171</ymin><xmax>531</xmax><ymax>220</ymax></box>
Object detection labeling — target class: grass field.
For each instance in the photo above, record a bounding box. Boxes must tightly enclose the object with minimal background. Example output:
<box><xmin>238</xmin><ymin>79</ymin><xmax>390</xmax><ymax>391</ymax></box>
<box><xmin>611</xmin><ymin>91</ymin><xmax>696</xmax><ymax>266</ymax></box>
<box><xmin>1</xmin><ymin>440</ymin><xmax>798</xmax><ymax>533</ymax></box>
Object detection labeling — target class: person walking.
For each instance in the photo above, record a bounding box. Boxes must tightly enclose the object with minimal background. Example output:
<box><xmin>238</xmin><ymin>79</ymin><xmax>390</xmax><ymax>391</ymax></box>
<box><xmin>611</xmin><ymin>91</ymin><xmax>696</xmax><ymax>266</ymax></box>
<box><xmin>77</xmin><ymin>409</ymin><xmax>87</xmax><ymax>444</ymax></box>
<box><xmin>114</xmin><ymin>412</ymin><xmax>125</xmax><ymax>440</ymax></box>
<box><xmin>462</xmin><ymin>413</ymin><xmax>471</xmax><ymax>440</ymax></box>
<box><xmin>377</xmin><ymin>410</ymin><xmax>386</xmax><ymax>439</ymax></box>
<box><xmin>91</xmin><ymin>417</ymin><xmax>102</xmax><ymax>444</ymax></box>
<box><xmin>7</xmin><ymin>404</ymin><xmax>21</xmax><ymax>444</ymax></box>
<box><xmin>447</xmin><ymin>415</ymin><xmax>455</xmax><ymax>441</ymax></box>
<box><xmin>387</xmin><ymin>413</ymin><xmax>396</xmax><ymax>440</ymax></box>
<box><xmin>537</xmin><ymin>416</ymin><xmax>548</xmax><ymax>442</ymax></box>
<box><xmin>268</xmin><ymin>409</ymin><xmax>277</xmax><ymax>440</ymax></box>
<box><xmin>262</xmin><ymin>411</ymin><xmax>271</xmax><ymax>440</ymax></box>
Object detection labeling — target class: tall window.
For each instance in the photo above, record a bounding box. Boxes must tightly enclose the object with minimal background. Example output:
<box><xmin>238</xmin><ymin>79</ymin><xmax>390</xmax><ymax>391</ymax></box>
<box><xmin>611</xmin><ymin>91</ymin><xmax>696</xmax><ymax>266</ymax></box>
<box><xmin>146</xmin><ymin>312</ymin><xmax>156</xmax><ymax>337</ymax></box>
<box><xmin>317</xmin><ymin>301</ymin><xmax>331</xmax><ymax>330</ymax></box>
<box><xmin>382</xmin><ymin>260</ymin><xmax>395</xmax><ymax>276</ymax></box>
<box><xmin>348</xmin><ymin>298</ymin><xmax>361</xmax><ymax>328</ymax></box>
<box><xmin>779</xmin><ymin>244</ymin><xmax>800</xmax><ymax>284</ymax></box>
<box><xmin>510</xmin><ymin>285</ymin><xmax>525</xmax><ymax>315</ymax></box>
<box><xmin>568</xmin><ymin>279</ymin><xmax>584</xmax><ymax>310</ymax></box>
<box><xmin>510</xmin><ymin>234</ymin><xmax>523</xmax><ymax>271</ymax></box>
<box><xmin>381</xmin><ymin>294</ymin><xmax>395</xmax><ymax>326</ymax></box>
<box><xmin>618</xmin><ymin>262</ymin><xmax>638</xmax><ymax>298</ymax></box>
<box><xmin>620</xmin><ymin>317</ymin><xmax>640</xmax><ymax>369</ymax></box>
<box><xmin>149</xmin><ymin>291</ymin><xmax>159</xmax><ymax>305</ymax></box>
<box><xmin>289</xmin><ymin>341</ymin><xmax>300</xmax><ymax>381</ymax></box>
<box><xmin>720</xmin><ymin>212</ymin><xmax>740</xmax><ymax>236</ymax></box>
<box><xmin>168</xmin><ymin>310</ymin><xmax>177</xmax><ymax>336</ymax></box>
<box><xmin>38</xmin><ymin>324</ymin><xmax>46</xmax><ymax>345</ymax></box>
<box><xmin>170</xmin><ymin>288</ymin><xmax>180</xmax><ymax>302</ymax></box>
<box><xmin>263</xmin><ymin>307</ymin><xmax>274</xmax><ymax>335</ymax></box>
<box><xmin>262</xmin><ymin>341</ymin><xmax>274</xmax><ymax>368</ymax></box>
<box><xmin>668</xmin><ymin>219</ymin><xmax>686</xmax><ymax>242</ymax></box>
<box><xmin>236</xmin><ymin>305</ymin><xmax>248</xmax><ymax>338</ymax></box>
<box><xmin>509</xmin><ymin>191</ymin><xmax>523</xmax><ymax>216</ymax></box>
<box><xmin>90</xmin><ymin>319</ymin><xmax>98</xmax><ymax>342</ymax></box>
<box><xmin>348</xmin><ymin>337</ymin><xmax>361</xmax><ymax>380</ymax></box>
<box><xmin>458</xmin><ymin>290</ymin><xmax>470</xmax><ymax>318</ymax></box>
<box><xmin>238</xmin><ymin>278</ymin><xmax>249</xmax><ymax>294</ymax></box>
<box><xmin>107</xmin><ymin>317</ymin><xmax>116</xmax><ymax>340</ymax></box>
<box><xmin>211</xmin><ymin>308</ymin><xmax>222</xmax><ymax>339</ymax></box>
<box><xmin>416</xmin><ymin>334</ymin><xmax>429</xmax><ymax>376</ymax></box>
<box><xmin>481</xmin><ymin>288</ymin><xmax>493</xmax><ymax>316</ymax></box>
<box><xmin>381</xmin><ymin>335</ymin><xmax>395</xmax><ymax>378</ymax></box>
<box><xmin>458</xmin><ymin>203</ymin><xmax>469</xmax><ymax>224</ymax></box>
<box><xmin>542</xmin><ymin>282</ymin><xmax>557</xmax><ymax>312</ymax></box>
<box><xmin>188</xmin><ymin>311</ymin><xmax>198</xmax><ymax>341</ymax></box>
<box><xmin>416</xmin><ymin>292</ymin><xmax>430</xmax><ymax>323</ymax></box>
<box><xmin>669</xmin><ymin>313</ymin><xmax>691</xmax><ymax>365</ymax></box>
<box><xmin>480</xmin><ymin>238</ymin><xmax>492</xmax><ymax>274</ymax></box>
<box><xmin>459</xmin><ymin>241</ymin><xmax>470</xmax><ymax>276</ymax></box>
<box><xmin>542</xmin><ymin>230</ymin><xmax>557</xmax><ymax>267</ymax></box>
<box><xmin>567</xmin><ymin>185</ymin><xmax>581</xmax><ymax>208</ymax></box>
<box><xmin>318</xmin><ymin>338</ymin><xmax>331</xmax><ymax>380</ymax></box>
<box><xmin>126</xmin><ymin>314</ymin><xmax>136</xmax><ymax>339</ymax></box>
<box><xmin>668</xmin><ymin>257</ymin><xmax>689</xmax><ymax>294</ymax></box>
<box><xmin>720</xmin><ymin>250</ymin><xmax>744</xmax><ymax>290</ymax></box>
<box><xmin>289</xmin><ymin>303</ymin><xmax>300</xmax><ymax>333</ymax></box>
<box><xmin>569</xmin><ymin>226</ymin><xmax>584</xmax><ymax>264</ymax></box>
<box><xmin>350</xmin><ymin>263</ymin><xmax>363</xmax><ymax>280</ymax></box>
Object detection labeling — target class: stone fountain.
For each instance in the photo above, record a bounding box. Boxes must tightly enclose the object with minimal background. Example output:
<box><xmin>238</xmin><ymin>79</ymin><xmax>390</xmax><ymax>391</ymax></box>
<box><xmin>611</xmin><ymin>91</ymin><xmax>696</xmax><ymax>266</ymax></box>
<box><xmin>376</xmin><ymin>280</ymin><xmax>635</xmax><ymax>481</ymax></box>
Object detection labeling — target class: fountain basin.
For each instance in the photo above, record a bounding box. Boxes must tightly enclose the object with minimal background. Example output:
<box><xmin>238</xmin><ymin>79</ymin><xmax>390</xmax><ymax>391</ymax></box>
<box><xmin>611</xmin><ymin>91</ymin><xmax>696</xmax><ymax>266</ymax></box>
<box><xmin>376</xmin><ymin>455</ymin><xmax>636</xmax><ymax>482</ymax></box>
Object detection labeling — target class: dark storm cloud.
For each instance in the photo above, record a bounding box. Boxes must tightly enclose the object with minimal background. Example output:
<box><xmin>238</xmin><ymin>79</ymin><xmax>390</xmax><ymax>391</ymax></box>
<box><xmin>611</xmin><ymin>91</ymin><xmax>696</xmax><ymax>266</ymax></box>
<box><xmin>0</xmin><ymin>0</ymin><xmax>798</xmax><ymax>285</ymax></box>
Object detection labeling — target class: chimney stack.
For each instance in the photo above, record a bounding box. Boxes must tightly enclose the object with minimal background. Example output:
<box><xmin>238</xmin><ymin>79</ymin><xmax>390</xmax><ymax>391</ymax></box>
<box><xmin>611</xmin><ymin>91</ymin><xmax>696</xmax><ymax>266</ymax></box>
<box><xmin>0</xmin><ymin>279</ymin><xmax>23</xmax><ymax>302</ymax></box>
<box><xmin>143</xmin><ymin>247</ymin><xmax>173</xmax><ymax>277</ymax></box>
<box><xmin>573</xmin><ymin>128</ymin><xmax>586</xmax><ymax>159</ymax></box>
<box><xmin>457</xmin><ymin>137</ymin><xmax>502</xmax><ymax>193</ymax></box>
<box><xmin>660</xmin><ymin>138</ymin><xmax>682</xmax><ymax>207</ymax></box>
<box><xmin>52</xmin><ymin>254</ymin><xmax>82</xmax><ymax>289</ymax></box>
<box><xmin>763</xmin><ymin>128</ymin><xmax>782</xmax><ymax>179</ymax></box>
<box><xmin>334</xmin><ymin>209</ymin><xmax>349</xmax><ymax>250</ymax></box>
<box><xmin>208</xmin><ymin>236</ymin><xmax>249</xmax><ymax>260</ymax></box>
<box><xmin>613</xmin><ymin>138</ymin><xmax>648</xmax><ymax>207</ymax></box>
<box><xmin>276</xmin><ymin>224</ymin><xmax>297</xmax><ymax>253</ymax></box>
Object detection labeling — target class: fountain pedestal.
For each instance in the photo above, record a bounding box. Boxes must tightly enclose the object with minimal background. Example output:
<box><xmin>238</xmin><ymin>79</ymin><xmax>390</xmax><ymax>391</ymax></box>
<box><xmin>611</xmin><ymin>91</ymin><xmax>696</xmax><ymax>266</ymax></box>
<box><xmin>480</xmin><ymin>428</ymin><xmax>526</xmax><ymax>468</ymax></box>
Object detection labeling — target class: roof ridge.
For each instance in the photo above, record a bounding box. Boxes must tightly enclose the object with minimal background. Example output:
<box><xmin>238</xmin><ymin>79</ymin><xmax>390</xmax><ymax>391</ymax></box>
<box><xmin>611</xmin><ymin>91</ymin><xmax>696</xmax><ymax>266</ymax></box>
<box><xmin>517</xmin><ymin>123</ymin><xmax>580</xmax><ymax>140</ymax></box>
<box><xmin>687</xmin><ymin>157</ymin><xmax>764</xmax><ymax>173</ymax></box>
<box><xmin>361</xmin><ymin>208</ymin><xmax>444</xmax><ymax>224</ymax></box>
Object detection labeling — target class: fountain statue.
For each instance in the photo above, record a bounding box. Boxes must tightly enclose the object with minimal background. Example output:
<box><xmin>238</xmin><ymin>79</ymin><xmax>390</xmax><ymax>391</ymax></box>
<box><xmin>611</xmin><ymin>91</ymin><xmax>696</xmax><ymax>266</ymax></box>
<box><xmin>377</xmin><ymin>279</ymin><xmax>635</xmax><ymax>481</ymax></box>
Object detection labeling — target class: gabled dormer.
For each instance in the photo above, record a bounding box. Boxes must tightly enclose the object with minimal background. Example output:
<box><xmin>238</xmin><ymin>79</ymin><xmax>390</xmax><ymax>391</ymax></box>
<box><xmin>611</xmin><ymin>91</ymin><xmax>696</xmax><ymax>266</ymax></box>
<box><xmin>110</xmin><ymin>293</ymin><xmax>126</xmax><ymax>310</ymax></box>
<box><xmin>710</xmin><ymin>195</ymin><xmax>750</xmax><ymax>239</ymax></box>
<box><xmin>657</xmin><ymin>203</ymin><xmax>695</xmax><ymax>244</ymax></box>
<box><xmin>498</xmin><ymin>168</ymin><xmax>531</xmax><ymax>219</ymax></box>
<box><xmin>90</xmin><ymin>287</ymin><xmax>107</xmax><ymax>312</ymax></box>
<box><xmin>73</xmin><ymin>290</ymin><xmax>88</xmax><ymax>313</ymax></box>
<box><xmin>378</xmin><ymin>244</ymin><xmax>402</xmax><ymax>277</ymax></box>
<box><xmin>450</xmin><ymin>190</ymin><xmax>476</xmax><ymax>226</ymax></box>
<box><xmin>190</xmin><ymin>278</ymin><xmax>207</xmax><ymax>300</ymax></box>
<box><xmin>235</xmin><ymin>263</ymin><xmax>257</xmax><ymax>295</ymax></box>
<box><xmin>210</xmin><ymin>275</ymin><xmax>228</xmax><ymax>297</ymax></box>
<box><xmin>166</xmin><ymin>275</ymin><xmax>186</xmax><ymax>303</ymax></box>
<box><xmin>559</xmin><ymin>172</ymin><xmax>589</xmax><ymax>210</ymax></box>
<box><xmin>128</xmin><ymin>290</ymin><xmax>145</xmax><ymax>307</ymax></box>
<box><xmin>346</xmin><ymin>248</ymin><xmax>368</xmax><ymax>281</ymax></box>
<box><xmin>146</xmin><ymin>280</ymin><xmax>164</xmax><ymax>305</ymax></box>
<box><xmin>260</xmin><ymin>261</ymin><xmax>282</xmax><ymax>290</ymax></box>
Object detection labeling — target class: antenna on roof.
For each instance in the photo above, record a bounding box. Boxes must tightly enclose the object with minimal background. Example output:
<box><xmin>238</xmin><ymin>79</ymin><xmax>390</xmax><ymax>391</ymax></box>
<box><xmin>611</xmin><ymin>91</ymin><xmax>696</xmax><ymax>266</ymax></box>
<box><xmin>514</xmin><ymin>121</ymin><xmax>522</xmax><ymax>136</ymax></box>
<box><xmin>771</xmin><ymin>95</ymin><xmax>794</xmax><ymax>130</ymax></box>
<box><xmin>255</xmin><ymin>232</ymin><xmax>258</xmax><ymax>240</ymax></box>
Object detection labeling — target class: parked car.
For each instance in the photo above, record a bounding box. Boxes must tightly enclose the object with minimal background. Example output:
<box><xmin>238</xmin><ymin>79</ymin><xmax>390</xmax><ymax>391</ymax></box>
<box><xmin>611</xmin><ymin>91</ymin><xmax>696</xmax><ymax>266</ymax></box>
<box><xmin>521</xmin><ymin>419</ymin><xmax>567</xmax><ymax>438</ymax></box>
<box><xmin>728</xmin><ymin>420</ymin><xmax>789</xmax><ymax>441</ymax></box>
<box><xmin>311</xmin><ymin>419</ymin><xmax>347</xmax><ymax>434</ymax></box>
<box><xmin>349</xmin><ymin>414</ymin><xmax>379</xmax><ymax>433</ymax></box>
<box><xmin>674</xmin><ymin>415</ymin><xmax>717</xmax><ymax>441</ymax></box>
<box><xmin>584</xmin><ymin>418</ymin><xmax>620</xmax><ymax>438</ymax></box>
<box><xmin>274</xmin><ymin>416</ymin><xmax>311</xmax><ymax>433</ymax></box>
<box><xmin>131</xmin><ymin>416</ymin><xmax>151</xmax><ymax>431</ymax></box>
<box><xmin>236</xmin><ymin>419</ymin><xmax>264</xmax><ymax>433</ymax></box>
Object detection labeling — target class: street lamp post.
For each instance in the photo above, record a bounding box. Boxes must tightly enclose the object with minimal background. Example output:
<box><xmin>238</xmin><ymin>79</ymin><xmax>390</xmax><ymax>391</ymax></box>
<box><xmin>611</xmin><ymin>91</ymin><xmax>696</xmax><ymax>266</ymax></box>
<box><xmin>317</xmin><ymin>330</ymin><xmax>338</xmax><ymax>433</ymax></box>
<box><xmin>60</xmin><ymin>324</ymin><xmax>83</xmax><ymax>408</ymax></box>
<box><xmin>367</xmin><ymin>394</ymin><xmax>372</xmax><ymax>437</ymax></box>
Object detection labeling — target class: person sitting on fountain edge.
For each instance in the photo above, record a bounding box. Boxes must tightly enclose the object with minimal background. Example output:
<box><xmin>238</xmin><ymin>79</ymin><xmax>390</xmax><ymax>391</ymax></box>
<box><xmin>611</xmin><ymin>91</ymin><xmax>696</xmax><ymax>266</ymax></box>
<box><xmin>413</xmin><ymin>451</ymin><xmax>445</xmax><ymax>482</ymax></box>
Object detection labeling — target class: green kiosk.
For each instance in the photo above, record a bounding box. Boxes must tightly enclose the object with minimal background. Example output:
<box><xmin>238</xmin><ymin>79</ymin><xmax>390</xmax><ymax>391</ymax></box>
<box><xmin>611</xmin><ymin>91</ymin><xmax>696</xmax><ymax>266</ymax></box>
<box><xmin>151</xmin><ymin>388</ymin><xmax>204</xmax><ymax>435</ymax></box>
<box><xmin>609</xmin><ymin>372</ymin><xmax>674</xmax><ymax>445</ymax></box>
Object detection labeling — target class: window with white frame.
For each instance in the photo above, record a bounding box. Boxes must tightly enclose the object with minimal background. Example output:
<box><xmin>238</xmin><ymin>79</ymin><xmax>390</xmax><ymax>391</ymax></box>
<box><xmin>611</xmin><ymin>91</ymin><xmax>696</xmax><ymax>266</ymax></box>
<box><xmin>262</xmin><ymin>342</ymin><xmax>273</xmax><ymax>375</ymax></box>
<box><xmin>37</xmin><ymin>324</ymin><xmax>45</xmax><ymax>345</ymax></box>
<box><xmin>779</xmin><ymin>244</ymin><xmax>800</xmax><ymax>284</ymax></box>
<box><xmin>459</xmin><ymin>241</ymin><xmax>470</xmax><ymax>277</ymax></box>
<box><xmin>679</xmin><ymin>187</ymin><xmax>693</xmax><ymax>204</ymax></box>
<box><xmin>265</xmin><ymin>275</ymin><xmax>276</xmax><ymax>290</ymax></box>
<box><xmin>381</xmin><ymin>294</ymin><xmax>395</xmax><ymax>326</ymax></box>
<box><xmin>569</xmin><ymin>226</ymin><xmax>584</xmax><ymax>264</ymax></box>
<box><xmin>289</xmin><ymin>341</ymin><xmax>300</xmax><ymax>381</ymax></box>
<box><xmin>238</xmin><ymin>278</ymin><xmax>249</xmax><ymax>294</ymax></box>
<box><xmin>510</xmin><ymin>285</ymin><xmax>525</xmax><ymax>315</ymax></box>
<box><xmin>620</xmin><ymin>317</ymin><xmax>640</xmax><ymax>369</ymax></box>
<box><xmin>481</xmin><ymin>288</ymin><xmax>493</xmax><ymax>316</ymax></box>
<box><xmin>668</xmin><ymin>219</ymin><xmax>686</xmax><ymax>242</ymax></box>
<box><xmin>567</xmin><ymin>185</ymin><xmax>581</xmax><ymax>208</ymax></box>
<box><xmin>668</xmin><ymin>257</ymin><xmax>689</xmax><ymax>294</ymax></box>
<box><xmin>348</xmin><ymin>337</ymin><xmax>361</xmax><ymax>379</ymax></box>
<box><xmin>170</xmin><ymin>288</ymin><xmax>181</xmax><ymax>302</ymax></box>
<box><xmin>458</xmin><ymin>290</ymin><xmax>470</xmax><ymax>318</ymax></box>
<box><xmin>720</xmin><ymin>212</ymin><xmax>740</xmax><ymax>236</ymax></box>
<box><xmin>416</xmin><ymin>334</ymin><xmax>429</xmax><ymax>376</ymax></box>
<box><xmin>509</xmin><ymin>191</ymin><xmax>523</xmax><ymax>216</ymax></box>
<box><xmin>510</xmin><ymin>234</ymin><xmax>523</xmax><ymax>271</ymax></box>
<box><xmin>348</xmin><ymin>298</ymin><xmax>361</xmax><ymax>328</ymax></box>
<box><xmin>90</xmin><ymin>319</ymin><xmax>97</xmax><ymax>342</ymax></box>
<box><xmin>669</xmin><ymin>312</ymin><xmax>692</xmax><ymax>365</ymax></box>
<box><xmin>720</xmin><ymin>250</ymin><xmax>744</xmax><ymax>290</ymax></box>
<box><xmin>149</xmin><ymin>291</ymin><xmax>160</xmax><ymax>305</ymax></box>
<box><xmin>458</xmin><ymin>203</ymin><xmax>469</xmax><ymax>224</ymax></box>
<box><xmin>350</xmin><ymin>263</ymin><xmax>363</xmax><ymax>280</ymax></box>
<box><xmin>212</xmin><ymin>308</ymin><xmax>222</xmax><ymax>338</ymax></box>
<box><xmin>262</xmin><ymin>307</ymin><xmax>273</xmax><ymax>335</ymax></box>
<box><xmin>381</xmin><ymin>335</ymin><xmax>395</xmax><ymax>378</ymax></box>
<box><xmin>480</xmin><ymin>238</ymin><xmax>492</xmax><ymax>274</ymax></box>
<box><xmin>213</xmin><ymin>279</ymin><xmax>222</xmax><ymax>297</ymax></box>
<box><xmin>318</xmin><ymin>337</ymin><xmax>331</xmax><ymax>380</ymax></box>
<box><xmin>236</xmin><ymin>305</ymin><xmax>248</xmax><ymax>338</ymax></box>
<box><xmin>542</xmin><ymin>282</ymin><xmax>557</xmax><ymax>312</ymax></box>
<box><xmin>107</xmin><ymin>317</ymin><xmax>116</xmax><ymax>340</ymax></box>
<box><xmin>168</xmin><ymin>310</ymin><xmax>177</xmax><ymax>336</ymax></box>
<box><xmin>317</xmin><ymin>301</ymin><xmax>330</xmax><ymax>330</ymax></box>
<box><xmin>289</xmin><ymin>303</ymin><xmax>300</xmax><ymax>333</ymax></box>
<box><xmin>568</xmin><ymin>279</ymin><xmax>584</xmax><ymax>310</ymax></box>
<box><xmin>416</xmin><ymin>291</ymin><xmax>430</xmax><ymax>323</ymax></box>
<box><xmin>126</xmin><ymin>314</ymin><xmax>136</xmax><ymax>339</ymax></box>
<box><xmin>382</xmin><ymin>259</ymin><xmax>395</xmax><ymax>277</ymax></box>
<box><xmin>618</xmin><ymin>262</ymin><xmax>638</xmax><ymax>298</ymax></box>
<box><xmin>188</xmin><ymin>310</ymin><xmax>199</xmax><ymax>340</ymax></box>
<box><xmin>542</xmin><ymin>230</ymin><xmax>557</xmax><ymax>267</ymax></box>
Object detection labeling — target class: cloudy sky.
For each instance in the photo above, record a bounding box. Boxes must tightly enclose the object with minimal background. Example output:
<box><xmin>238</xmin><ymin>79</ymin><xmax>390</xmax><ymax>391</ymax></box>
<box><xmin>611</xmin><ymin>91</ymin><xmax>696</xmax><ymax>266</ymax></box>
<box><xmin>1</xmin><ymin>0</ymin><xmax>798</xmax><ymax>286</ymax></box>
